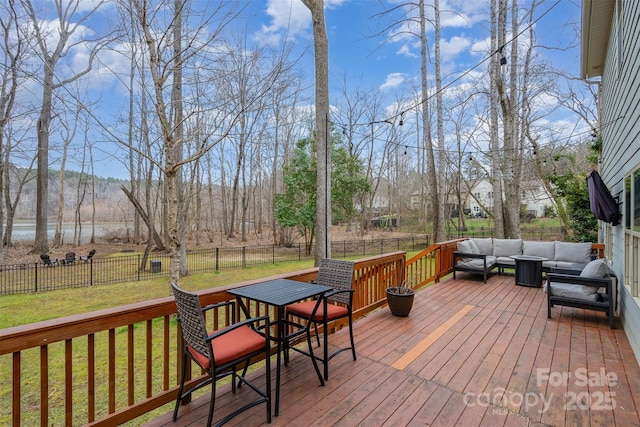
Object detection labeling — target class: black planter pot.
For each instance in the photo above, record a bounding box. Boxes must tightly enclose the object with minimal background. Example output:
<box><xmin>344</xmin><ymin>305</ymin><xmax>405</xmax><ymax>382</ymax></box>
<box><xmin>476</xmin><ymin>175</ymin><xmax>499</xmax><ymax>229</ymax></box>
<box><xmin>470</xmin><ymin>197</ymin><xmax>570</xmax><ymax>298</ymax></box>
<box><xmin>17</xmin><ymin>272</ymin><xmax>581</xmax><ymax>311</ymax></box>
<box><xmin>385</xmin><ymin>287</ymin><xmax>415</xmax><ymax>317</ymax></box>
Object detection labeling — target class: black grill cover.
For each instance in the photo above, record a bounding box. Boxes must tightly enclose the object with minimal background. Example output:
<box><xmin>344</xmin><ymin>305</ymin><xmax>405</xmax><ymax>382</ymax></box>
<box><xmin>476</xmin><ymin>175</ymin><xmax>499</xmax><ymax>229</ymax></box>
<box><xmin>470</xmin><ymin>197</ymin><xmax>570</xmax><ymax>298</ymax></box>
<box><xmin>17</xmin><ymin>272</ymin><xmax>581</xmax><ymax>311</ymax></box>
<box><xmin>586</xmin><ymin>170</ymin><xmax>621</xmax><ymax>226</ymax></box>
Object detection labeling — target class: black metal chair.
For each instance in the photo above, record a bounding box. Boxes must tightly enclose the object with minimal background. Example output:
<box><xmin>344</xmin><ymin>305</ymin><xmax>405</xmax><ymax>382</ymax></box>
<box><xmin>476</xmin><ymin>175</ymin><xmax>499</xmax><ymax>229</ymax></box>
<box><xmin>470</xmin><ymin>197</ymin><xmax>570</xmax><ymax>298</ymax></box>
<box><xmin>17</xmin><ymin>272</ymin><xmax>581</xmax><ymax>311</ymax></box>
<box><xmin>285</xmin><ymin>258</ymin><xmax>356</xmax><ymax>383</ymax></box>
<box><xmin>40</xmin><ymin>254</ymin><xmax>57</xmax><ymax>266</ymax></box>
<box><xmin>171</xmin><ymin>282</ymin><xmax>271</xmax><ymax>426</ymax></box>
<box><xmin>60</xmin><ymin>252</ymin><xmax>76</xmax><ymax>265</ymax></box>
<box><xmin>80</xmin><ymin>249</ymin><xmax>96</xmax><ymax>262</ymax></box>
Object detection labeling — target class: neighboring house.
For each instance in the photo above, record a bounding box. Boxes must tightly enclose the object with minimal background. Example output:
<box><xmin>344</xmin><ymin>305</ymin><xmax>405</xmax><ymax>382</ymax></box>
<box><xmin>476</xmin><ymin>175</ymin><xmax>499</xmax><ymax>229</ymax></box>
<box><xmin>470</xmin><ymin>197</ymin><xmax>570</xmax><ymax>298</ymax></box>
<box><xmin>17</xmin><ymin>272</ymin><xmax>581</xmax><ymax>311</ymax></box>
<box><xmin>463</xmin><ymin>179</ymin><xmax>554</xmax><ymax>218</ymax></box>
<box><xmin>582</xmin><ymin>0</ymin><xmax>640</xmax><ymax>364</ymax></box>
<box><xmin>521</xmin><ymin>179</ymin><xmax>555</xmax><ymax>217</ymax></box>
<box><xmin>465</xmin><ymin>179</ymin><xmax>494</xmax><ymax>217</ymax></box>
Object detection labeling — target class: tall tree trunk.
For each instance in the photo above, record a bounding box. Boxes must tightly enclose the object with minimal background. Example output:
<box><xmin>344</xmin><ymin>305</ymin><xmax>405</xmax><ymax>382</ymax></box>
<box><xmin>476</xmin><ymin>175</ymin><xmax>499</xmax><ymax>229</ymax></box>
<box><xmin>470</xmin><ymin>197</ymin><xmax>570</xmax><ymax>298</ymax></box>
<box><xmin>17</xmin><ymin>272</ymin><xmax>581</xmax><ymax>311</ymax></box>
<box><xmin>501</xmin><ymin>0</ymin><xmax>521</xmax><ymax>238</ymax></box>
<box><xmin>127</xmin><ymin>2</ymin><xmax>142</xmax><ymax>245</ymax></box>
<box><xmin>490</xmin><ymin>0</ymin><xmax>505</xmax><ymax>238</ymax></box>
<box><xmin>419</xmin><ymin>0</ymin><xmax>437</xmax><ymax>240</ymax></box>
<box><xmin>302</xmin><ymin>0</ymin><xmax>330</xmax><ymax>266</ymax></box>
<box><xmin>434</xmin><ymin>0</ymin><xmax>446</xmax><ymax>242</ymax></box>
<box><xmin>24</xmin><ymin>0</ymin><xmax>105</xmax><ymax>254</ymax></box>
<box><xmin>172</xmin><ymin>0</ymin><xmax>187</xmax><ymax>275</ymax></box>
<box><xmin>0</xmin><ymin>3</ymin><xmax>21</xmax><ymax>260</ymax></box>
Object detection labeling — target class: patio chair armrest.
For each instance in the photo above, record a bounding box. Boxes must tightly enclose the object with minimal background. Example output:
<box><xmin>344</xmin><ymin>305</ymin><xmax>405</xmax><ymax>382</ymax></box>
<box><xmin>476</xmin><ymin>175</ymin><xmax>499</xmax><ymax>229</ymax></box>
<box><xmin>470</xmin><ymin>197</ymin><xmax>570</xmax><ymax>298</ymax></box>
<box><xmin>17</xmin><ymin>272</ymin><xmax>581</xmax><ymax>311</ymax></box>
<box><xmin>206</xmin><ymin>315</ymin><xmax>270</xmax><ymax>342</ymax></box>
<box><xmin>546</xmin><ymin>273</ymin><xmax>612</xmax><ymax>290</ymax></box>
<box><xmin>547</xmin><ymin>273</ymin><xmax>613</xmax><ymax>296</ymax></box>
<box><xmin>201</xmin><ymin>300</ymin><xmax>235</xmax><ymax>313</ymax></box>
<box><xmin>548</xmin><ymin>268</ymin><xmax>581</xmax><ymax>276</ymax></box>
<box><xmin>324</xmin><ymin>288</ymin><xmax>354</xmax><ymax>298</ymax></box>
<box><xmin>453</xmin><ymin>251</ymin><xmax>487</xmax><ymax>261</ymax></box>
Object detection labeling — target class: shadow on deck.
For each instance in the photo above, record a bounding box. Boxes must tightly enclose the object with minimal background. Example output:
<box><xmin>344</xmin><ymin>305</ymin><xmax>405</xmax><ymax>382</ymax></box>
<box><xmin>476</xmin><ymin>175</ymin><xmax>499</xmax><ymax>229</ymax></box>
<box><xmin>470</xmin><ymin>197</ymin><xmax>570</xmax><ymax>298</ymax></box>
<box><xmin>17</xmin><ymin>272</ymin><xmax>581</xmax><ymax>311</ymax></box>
<box><xmin>146</xmin><ymin>273</ymin><xmax>640</xmax><ymax>427</ymax></box>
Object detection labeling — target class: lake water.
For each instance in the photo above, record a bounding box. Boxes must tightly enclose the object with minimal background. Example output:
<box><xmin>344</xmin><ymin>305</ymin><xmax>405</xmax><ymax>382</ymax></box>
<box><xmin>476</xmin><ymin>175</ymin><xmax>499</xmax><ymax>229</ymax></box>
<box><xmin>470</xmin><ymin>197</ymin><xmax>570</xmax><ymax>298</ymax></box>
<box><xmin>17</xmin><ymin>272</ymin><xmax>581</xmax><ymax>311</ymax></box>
<box><xmin>7</xmin><ymin>222</ymin><xmax>130</xmax><ymax>244</ymax></box>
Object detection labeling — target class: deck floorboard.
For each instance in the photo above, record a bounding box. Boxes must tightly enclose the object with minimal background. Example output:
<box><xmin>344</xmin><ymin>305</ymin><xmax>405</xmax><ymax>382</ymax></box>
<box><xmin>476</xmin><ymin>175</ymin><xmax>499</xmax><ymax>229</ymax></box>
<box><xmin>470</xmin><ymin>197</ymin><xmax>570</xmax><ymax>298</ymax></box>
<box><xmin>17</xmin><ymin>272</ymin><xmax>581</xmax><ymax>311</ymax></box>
<box><xmin>145</xmin><ymin>273</ymin><xmax>639</xmax><ymax>427</ymax></box>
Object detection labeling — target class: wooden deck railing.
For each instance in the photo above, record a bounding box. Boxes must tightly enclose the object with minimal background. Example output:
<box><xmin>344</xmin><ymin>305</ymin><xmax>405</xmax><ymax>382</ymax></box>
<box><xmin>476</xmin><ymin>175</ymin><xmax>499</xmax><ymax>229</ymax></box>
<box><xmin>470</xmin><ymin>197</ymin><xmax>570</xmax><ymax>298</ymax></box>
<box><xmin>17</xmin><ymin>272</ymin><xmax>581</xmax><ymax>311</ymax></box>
<box><xmin>0</xmin><ymin>239</ymin><xmax>604</xmax><ymax>426</ymax></box>
<box><xmin>1</xmin><ymin>250</ymin><xmax>436</xmax><ymax>426</ymax></box>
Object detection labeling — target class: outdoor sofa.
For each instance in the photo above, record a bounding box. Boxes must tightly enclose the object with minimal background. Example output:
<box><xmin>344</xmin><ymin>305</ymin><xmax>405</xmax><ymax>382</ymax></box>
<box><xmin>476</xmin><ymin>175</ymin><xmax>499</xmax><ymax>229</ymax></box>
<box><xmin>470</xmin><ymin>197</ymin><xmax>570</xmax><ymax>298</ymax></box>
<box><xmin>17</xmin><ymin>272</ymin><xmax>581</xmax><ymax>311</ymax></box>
<box><xmin>452</xmin><ymin>238</ymin><xmax>600</xmax><ymax>283</ymax></box>
<box><xmin>452</xmin><ymin>238</ymin><xmax>616</xmax><ymax>327</ymax></box>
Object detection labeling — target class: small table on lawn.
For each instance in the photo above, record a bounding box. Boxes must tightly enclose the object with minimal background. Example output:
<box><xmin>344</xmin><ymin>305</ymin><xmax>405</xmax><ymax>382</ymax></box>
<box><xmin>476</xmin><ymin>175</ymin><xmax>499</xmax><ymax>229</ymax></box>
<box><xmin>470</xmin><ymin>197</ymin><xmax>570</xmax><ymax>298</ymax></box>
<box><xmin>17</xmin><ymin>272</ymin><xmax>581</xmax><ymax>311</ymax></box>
<box><xmin>228</xmin><ymin>279</ymin><xmax>331</xmax><ymax>416</ymax></box>
<box><xmin>510</xmin><ymin>255</ymin><xmax>547</xmax><ymax>287</ymax></box>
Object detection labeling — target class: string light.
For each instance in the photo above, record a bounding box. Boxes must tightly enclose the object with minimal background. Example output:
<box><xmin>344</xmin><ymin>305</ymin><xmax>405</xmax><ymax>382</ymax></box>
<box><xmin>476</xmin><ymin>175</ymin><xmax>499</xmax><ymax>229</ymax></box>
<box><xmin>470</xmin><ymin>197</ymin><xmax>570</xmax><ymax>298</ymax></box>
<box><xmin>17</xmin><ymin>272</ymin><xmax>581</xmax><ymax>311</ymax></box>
<box><xmin>332</xmin><ymin>0</ymin><xmax>562</xmax><ymax>129</ymax></box>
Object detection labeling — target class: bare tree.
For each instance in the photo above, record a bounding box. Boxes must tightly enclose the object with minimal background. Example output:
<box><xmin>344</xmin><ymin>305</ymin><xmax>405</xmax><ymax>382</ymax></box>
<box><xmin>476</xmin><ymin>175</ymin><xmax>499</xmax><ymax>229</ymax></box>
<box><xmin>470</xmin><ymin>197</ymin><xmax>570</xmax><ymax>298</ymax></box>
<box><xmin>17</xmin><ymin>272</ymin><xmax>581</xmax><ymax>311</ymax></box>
<box><xmin>0</xmin><ymin>2</ymin><xmax>23</xmax><ymax>260</ymax></box>
<box><xmin>432</xmin><ymin>0</ymin><xmax>446</xmax><ymax>242</ymax></box>
<box><xmin>52</xmin><ymin>105</ymin><xmax>77</xmax><ymax>247</ymax></box>
<box><xmin>21</xmin><ymin>0</ymin><xmax>110</xmax><ymax>253</ymax></box>
<box><xmin>129</xmin><ymin>0</ymin><xmax>289</xmax><ymax>283</ymax></box>
<box><xmin>301</xmin><ymin>0</ymin><xmax>331</xmax><ymax>265</ymax></box>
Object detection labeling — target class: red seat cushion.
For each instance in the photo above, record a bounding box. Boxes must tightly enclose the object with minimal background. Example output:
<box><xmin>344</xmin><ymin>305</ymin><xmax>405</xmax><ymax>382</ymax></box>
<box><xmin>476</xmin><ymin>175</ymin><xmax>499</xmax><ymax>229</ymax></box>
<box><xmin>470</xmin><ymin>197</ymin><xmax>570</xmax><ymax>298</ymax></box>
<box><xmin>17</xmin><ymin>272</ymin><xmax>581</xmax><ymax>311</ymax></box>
<box><xmin>287</xmin><ymin>300</ymin><xmax>349</xmax><ymax>322</ymax></box>
<box><xmin>187</xmin><ymin>325</ymin><xmax>265</xmax><ymax>369</ymax></box>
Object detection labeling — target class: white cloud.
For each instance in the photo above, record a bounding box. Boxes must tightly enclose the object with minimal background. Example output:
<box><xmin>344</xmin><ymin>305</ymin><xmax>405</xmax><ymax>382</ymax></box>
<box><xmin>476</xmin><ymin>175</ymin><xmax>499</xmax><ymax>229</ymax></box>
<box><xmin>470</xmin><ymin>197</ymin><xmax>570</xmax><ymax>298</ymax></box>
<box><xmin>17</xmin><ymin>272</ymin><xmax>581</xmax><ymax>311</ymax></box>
<box><xmin>380</xmin><ymin>72</ymin><xmax>406</xmax><ymax>91</ymax></box>
<box><xmin>440</xmin><ymin>35</ymin><xmax>472</xmax><ymax>62</ymax></box>
<box><xmin>256</xmin><ymin>0</ymin><xmax>347</xmax><ymax>45</ymax></box>
<box><xmin>262</xmin><ymin>0</ymin><xmax>311</xmax><ymax>36</ymax></box>
<box><xmin>396</xmin><ymin>44</ymin><xmax>417</xmax><ymax>58</ymax></box>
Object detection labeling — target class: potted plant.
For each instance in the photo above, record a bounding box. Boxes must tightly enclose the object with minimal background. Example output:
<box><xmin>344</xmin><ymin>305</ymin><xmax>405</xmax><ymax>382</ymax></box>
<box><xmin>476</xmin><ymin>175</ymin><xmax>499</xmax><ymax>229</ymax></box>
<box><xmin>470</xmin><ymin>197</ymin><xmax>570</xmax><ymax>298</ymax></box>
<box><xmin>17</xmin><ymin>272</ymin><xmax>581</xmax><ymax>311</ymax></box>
<box><xmin>386</xmin><ymin>276</ymin><xmax>415</xmax><ymax>317</ymax></box>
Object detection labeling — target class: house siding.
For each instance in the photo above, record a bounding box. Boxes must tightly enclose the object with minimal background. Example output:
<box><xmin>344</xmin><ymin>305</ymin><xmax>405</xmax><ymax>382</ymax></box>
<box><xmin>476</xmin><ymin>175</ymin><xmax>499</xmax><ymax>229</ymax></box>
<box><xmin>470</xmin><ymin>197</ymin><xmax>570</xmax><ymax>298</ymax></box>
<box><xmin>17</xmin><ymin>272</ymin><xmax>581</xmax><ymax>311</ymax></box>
<box><xmin>599</xmin><ymin>0</ymin><xmax>640</xmax><ymax>363</ymax></box>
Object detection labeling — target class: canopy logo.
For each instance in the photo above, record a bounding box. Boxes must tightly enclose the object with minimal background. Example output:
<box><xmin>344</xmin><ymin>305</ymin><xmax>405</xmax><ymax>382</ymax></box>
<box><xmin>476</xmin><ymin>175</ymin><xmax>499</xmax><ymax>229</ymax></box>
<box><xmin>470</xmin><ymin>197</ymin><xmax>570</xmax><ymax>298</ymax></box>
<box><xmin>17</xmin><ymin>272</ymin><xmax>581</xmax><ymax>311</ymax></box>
<box><xmin>462</xmin><ymin>367</ymin><xmax>618</xmax><ymax>414</ymax></box>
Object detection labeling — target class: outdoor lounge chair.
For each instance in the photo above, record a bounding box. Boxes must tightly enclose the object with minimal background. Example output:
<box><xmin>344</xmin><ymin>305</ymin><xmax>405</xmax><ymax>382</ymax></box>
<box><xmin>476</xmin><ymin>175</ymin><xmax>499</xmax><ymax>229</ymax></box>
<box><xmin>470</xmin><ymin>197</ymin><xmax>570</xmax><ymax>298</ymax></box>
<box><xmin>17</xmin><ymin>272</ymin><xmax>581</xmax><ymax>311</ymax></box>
<box><xmin>170</xmin><ymin>282</ymin><xmax>271</xmax><ymax>427</ymax></box>
<box><xmin>60</xmin><ymin>252</ymin><xmax>76</xmax><ymax>265</ymax></box>
<box><xmin>80</xmin><ymin>249</ymin><xmax>96</xmax><ymax>262</ymax></box>
<box><xmin>40</xmin><ymin>254</ymin><xmax>58</xmax><ymax>266</ymax></box>
<box><xmin>452</xmin><ymin>238</ymin><xmax>497</xmax><ymax>283</ymax></box>
<box><xmin>285</xmin><ymin>258</ymin><xmax>356</xmax><ymax>383</ymax></box>
<box><xmin>546</xmin><ymin>258</ymin><xmax>616</xmax><ymax>328</ymax></box>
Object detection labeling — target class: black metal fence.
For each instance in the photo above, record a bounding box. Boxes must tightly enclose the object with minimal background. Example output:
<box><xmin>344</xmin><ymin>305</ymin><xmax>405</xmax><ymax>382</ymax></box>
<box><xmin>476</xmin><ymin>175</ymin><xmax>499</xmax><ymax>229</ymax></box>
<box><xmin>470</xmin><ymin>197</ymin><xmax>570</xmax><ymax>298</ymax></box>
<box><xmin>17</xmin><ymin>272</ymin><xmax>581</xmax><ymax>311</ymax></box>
<box><xmin>0</xmin><ymin>228</ymin><xmax>572</xmax><ymax>296</ymax></box>
<box><xmin>0</xmin><ymin>235</ymin><xmax>432</xmax><ymax>295</ymax></box>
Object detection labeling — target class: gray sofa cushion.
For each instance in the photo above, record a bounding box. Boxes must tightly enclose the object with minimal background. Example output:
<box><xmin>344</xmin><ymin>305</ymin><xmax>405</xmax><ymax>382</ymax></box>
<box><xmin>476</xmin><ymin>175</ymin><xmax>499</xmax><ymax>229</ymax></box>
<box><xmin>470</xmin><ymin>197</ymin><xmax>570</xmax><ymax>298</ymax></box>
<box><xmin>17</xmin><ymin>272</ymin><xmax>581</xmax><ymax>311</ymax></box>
<box><xmin>553</xmin><ymin>261</ymin><xmax>588</xmax><ymax>271</ymax></box>
<box><xmin>580</xmin><ymin>258</ymin><xmax>611</xmax><ymax>278</ymax></box>
<box><xmin>456</xmin><ymin>256</ymin><xmax>497</xmax><ymax>270</ymax></box>
<box><xmin>523</xmin><ymin>240</ymin><xmax>555</xmax><ymax>259</ymax></box>
<box><xmin>554</xmin><ymin>241</ymin><xmax>592</xmax><ymax>264</ymax></box>
<box><xmin>493</xmin><ymin>238</ymin><xmax>523</xmax><ymax>257</ymax></box>
<box><xmin>496</xmin><ymin>256</ymin><xmax>515</xmax><ymax>266</ymax></box>
<box><xmin>471</xmin><ymin>238</ymin><xmax>493</xmax><ymax>255</ymax></box>
<box><xmin>457</xmin><ymin>239</ymin><xmax>479</xmax><ymax>254</ymax></box>
<box><xmin>548</xmin><ymin>281</ymin><xmax>600</xmax><ymax>302</ymax></box>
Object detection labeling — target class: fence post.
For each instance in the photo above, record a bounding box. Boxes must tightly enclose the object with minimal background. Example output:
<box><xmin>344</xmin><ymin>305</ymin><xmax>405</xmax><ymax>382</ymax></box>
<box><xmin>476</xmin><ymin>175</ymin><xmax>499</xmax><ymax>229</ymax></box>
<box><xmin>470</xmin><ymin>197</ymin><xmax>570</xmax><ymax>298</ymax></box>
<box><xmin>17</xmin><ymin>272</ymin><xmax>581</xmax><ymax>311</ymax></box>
<box><xmin>137</xmin><ymin>254</ymin><xmax>141</xmax><ymax>281</ymax></box>
<box><xmin>90</xmin><ymin>258</ymin><xmax>93</xmax><ymax>286</ymax></box>
<box><xmin>272</xmin><ymin>245</ymin><xmax>275</xmax><ymax>264</ymax></box>
<box><xmin>242</xmin><ymin>247</ymin><xmax>246</xmax><ymax>268</ymax></box>
<box><xmin>298</xmin><ymin>243</ymin><xmax>301</xmax><ymax>261</ymax></box>
<box><xmin>34</xmin><ymin>262</ymin><xmax>38</xmax><ymax>293</ymax></box>
<box><xmin>216</xmin><ymin>248</ymin><xmax>219</xmax><ymax>271</ymax></box>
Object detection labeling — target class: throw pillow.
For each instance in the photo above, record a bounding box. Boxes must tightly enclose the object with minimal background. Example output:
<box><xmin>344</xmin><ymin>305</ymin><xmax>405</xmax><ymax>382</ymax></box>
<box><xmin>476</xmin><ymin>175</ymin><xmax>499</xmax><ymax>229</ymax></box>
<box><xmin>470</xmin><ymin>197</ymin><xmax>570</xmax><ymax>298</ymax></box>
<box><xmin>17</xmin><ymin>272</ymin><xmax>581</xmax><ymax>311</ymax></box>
<box><xmin>580</xmin><ymin>258</ymin><xmax>611</xmax><ymax>278</ymax></box>
<box><xmin>493</xmin><ymin>238</ymin><xmax>523</xmax><ymax>257</ymax></box>
<box><xmin>457</xmin><ymin>239</ymin><xmax>479</xmax><ymax>254</ymax></box>
<box><xmin>472</xmin><ymin>238</ymin><xmax>493</xmax><ymax>255</ymax></box>
<box><xmin>523</xmin><ymin>241</ymin><xmax>555</xmax><ymax>259</ymax></box>
<box><xmin>554</xmin><ymin>241</ymin><xmax>592</xmax><ymax>263</ymax></box>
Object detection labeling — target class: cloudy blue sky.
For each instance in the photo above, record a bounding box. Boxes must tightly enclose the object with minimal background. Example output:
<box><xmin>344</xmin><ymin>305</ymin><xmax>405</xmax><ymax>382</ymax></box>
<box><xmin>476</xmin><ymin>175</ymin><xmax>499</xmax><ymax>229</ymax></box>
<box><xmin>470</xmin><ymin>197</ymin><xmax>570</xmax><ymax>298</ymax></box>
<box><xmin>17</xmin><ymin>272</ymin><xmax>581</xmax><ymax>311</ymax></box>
<box><xmin>253</xmin><ymin>0</ymin><xmax>580</xmax><ymax>96</ymax></box>
<box><xmin>17</xmin><ymin>0</ymin><xmax>584</xmax><ymax>179</ymax></box>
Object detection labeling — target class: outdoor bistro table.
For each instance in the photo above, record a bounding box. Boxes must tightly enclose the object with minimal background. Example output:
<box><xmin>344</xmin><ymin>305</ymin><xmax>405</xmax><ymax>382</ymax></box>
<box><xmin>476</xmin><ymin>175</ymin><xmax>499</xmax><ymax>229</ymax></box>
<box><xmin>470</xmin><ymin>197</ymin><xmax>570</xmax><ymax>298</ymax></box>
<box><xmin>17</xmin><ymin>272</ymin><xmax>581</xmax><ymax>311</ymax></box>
<box><xmin>510</xmin><ymin>255</ymin><xmax>547</xmax><ymax>287</ymax></box>
<box><xmin>227</xmin><ymin>278</ymin><xmax>331</xmax><ymax>416</ymax></box>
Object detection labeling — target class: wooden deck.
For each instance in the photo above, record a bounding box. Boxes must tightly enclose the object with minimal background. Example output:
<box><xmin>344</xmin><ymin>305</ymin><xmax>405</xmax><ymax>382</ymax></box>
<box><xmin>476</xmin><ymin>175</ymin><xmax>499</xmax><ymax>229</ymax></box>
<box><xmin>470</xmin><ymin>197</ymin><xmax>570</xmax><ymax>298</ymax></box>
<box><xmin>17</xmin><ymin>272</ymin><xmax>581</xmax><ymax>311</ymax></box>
<box><xmin>146</xmin><ymin>274</ymin><xmax>640</xmax><ymax>427</ymax></box>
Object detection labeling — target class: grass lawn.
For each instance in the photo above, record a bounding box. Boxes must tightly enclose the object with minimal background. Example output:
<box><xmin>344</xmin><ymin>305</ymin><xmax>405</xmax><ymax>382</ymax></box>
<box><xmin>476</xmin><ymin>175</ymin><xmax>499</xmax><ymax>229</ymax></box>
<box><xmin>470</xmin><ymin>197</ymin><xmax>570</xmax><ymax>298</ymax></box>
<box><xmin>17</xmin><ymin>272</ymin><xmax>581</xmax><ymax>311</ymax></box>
<box><xmin>1</xmin><ymin>252</ymin><xmax>423</xmax><ymax>426</ymax></box>
<box><xmin>0</xmin><ymin>260</ymin><xmax>316</xmax><ymax>329</ymax></box>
